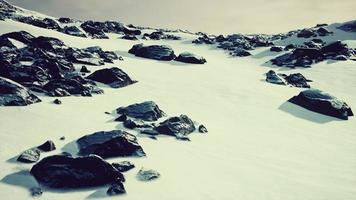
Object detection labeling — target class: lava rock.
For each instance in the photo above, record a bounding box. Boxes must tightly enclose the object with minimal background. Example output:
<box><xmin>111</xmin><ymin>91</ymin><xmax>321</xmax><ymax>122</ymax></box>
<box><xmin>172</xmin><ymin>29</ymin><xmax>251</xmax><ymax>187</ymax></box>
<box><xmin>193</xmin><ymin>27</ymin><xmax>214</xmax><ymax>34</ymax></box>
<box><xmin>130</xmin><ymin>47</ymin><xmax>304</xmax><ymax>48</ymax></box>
<box><xmin>37</xmin><ymin>140</ymin><xmax>56</xmax><ymax>152</ymax></box>
<box><xmin>265</xmin><ymin>70</ymin><xmax>286</xmax><ymax>85</ymax></box>
<box><xmin>112</xmin><ymin>161</ymin><xmax>135</xmax><ymax>172</ymax></box>
<box><xmin>137</xmin><ymin>168</ymin><xmax>160</xmax><ymax>181</ymax></box>
<box><xmin>43</xmin><ymin>78</ymin><xmax>95</xmax><ymax>97</ymax></box>
<box><xmin>230</xmin><ymin>48</ymin><xmax>251</xmax><ymax>57</ymax></box>
<box><xmin>320</xmin><ymin>41</ymin><xmax>351</xmax><ymax>56</ymax></box>
<box><xmin>128</xmin><ymin>44</ymin><xmax>176</xmax><ymax>61</ymax></box>
<box><xmin>0</xmin><ymin>77</ymin><xmax>41</xmax><ymax>106</ymax></box>
<box><xmin>155</xmin><ymin>115</ymin><xmax>196</xmax><ymax>136</ymax></box>
<box><xmin>76</xmin><ymin>130</ymin><xmax>146</xmax><ymax>158</ymax></box>
<box><xmin>80</xmin><ymin>21</ymin><xmax>109</xmax><ymax>39</ymax></box>
<box><xmin>143</xmin><ymin>31</ymin><xmax>181</xmax><ymax>40</ymax></box>
<box><xmin>107</xmin><ymin>182</ymin><xmax>126</xmax><ymax>196</ymax></box>
<box><xmin>288</xmin><ymin>89</ymin><xmax>354</xmax><ymax>120</ymax></box>
<box><xmin>17</xmin><ymin>148</ymin><xmax>41</xmax><ymax>163</ymax></box>
<box><xmin>116</xmin><ymin>101</ymin><xmax>165</xmax><ymax>121</ymax></box>
<box><xmin>175</xmin><ymin>52</ymin><xmax>207</xmax><ymax>64</ymax></box>
<box><xmin>30</xmin><ymin>155</ymin><xmax>124</xmax><ymax>188</ymax></box>
<box><xmin>86</xmin><ymin>67</ymin><xmax>136</xmax><ymax>88</ymax></box>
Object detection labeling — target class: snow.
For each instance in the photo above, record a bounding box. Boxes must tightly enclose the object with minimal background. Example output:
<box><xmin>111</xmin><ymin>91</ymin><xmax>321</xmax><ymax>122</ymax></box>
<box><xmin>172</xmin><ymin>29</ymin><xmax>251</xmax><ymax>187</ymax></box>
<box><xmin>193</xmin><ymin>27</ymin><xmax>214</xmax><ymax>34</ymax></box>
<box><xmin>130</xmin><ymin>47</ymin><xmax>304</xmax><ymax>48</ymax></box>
<box><xmin>1</xmin><ymin>16</ymin><xmax>356</xmax><ymax>200</ymax></box>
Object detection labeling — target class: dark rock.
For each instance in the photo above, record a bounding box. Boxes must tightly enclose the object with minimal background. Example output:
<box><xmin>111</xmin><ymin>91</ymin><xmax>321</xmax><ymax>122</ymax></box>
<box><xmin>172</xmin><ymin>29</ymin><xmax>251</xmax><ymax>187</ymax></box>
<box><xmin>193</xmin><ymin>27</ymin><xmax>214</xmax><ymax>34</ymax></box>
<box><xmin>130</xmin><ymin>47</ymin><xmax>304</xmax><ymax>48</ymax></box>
<box><xmin>270</xmin><ymin>46</ymin><xmax>283</xmax><ymax>52</ymax></box>
<box><xmin>31</xmin><ymin>36</ymin><xmax>65</xmax><ymax>51</ymax></box>
<box><xmin>107</xmin><ymin>182</ymin><xmax>126</xmax><ymax>196</ymax></box>
<box><xmin>105</xmin><ymin>111</ymin><xmax>110</xmax><ymax>114</ymax></box>
<box><xmin>58</xmin><ymin>17</ymin><xmax>72</xmax><ymax>23</ymax></box>
<box><xmin>128</xmin><ymin>44</ymin><xmax>176</xmax><ymax>61</ymax></box>
<box><xmin>76</xmin><ymin>130</ymin><xmax>146</xmax><ymax>158</ymax></box>
<box><xmin>18</xmin><ymin>17</ymin><xmax>60</xmax><ymax>30</ymax></box>
<box><xmin>117</xmin><ymin>101</ymin><xmax>165</xmax><ymax>121</ymax></box>
<box><xmin>284</xmin><ymin>44</ymin><xmax>296</xmax><ymax>51</ymax></box>
<box><xmin>155</xmin><ymin>115</ymin><xmax>195</xmax><ymax>136</ymax></box>
<box><xmin>143</xmin><ymin>31</ymin><xmax>181</xmax><ymax>40</ymax></box>
<box><xmin>123</xmin><ymin>119</ymin><xmax>153</xmax><ymax>129</ymax></box>
<box><xmin>0</xmin><ymin>77</ymin><xmax>41</xmax><ymax>106</ymax></box>
<box><xmin>122</xmin><ymin>34</ymin><xmax>138</xmax><ymax>40</ymax></box>
<box><xmin>137</xmin><ymin>168</ymin><xmax>160</xmax><ymax>181</ymax></box>
<box><xmin>80</xmin><ymin>21</ymin><xmax>109</xmax><ymax>39</ymax></box>
<box><xmin>86</xmin><ymin>67</ymin><xmax>136</xmax><ymax>88</ymax></box>
<box><xmin>333</xmin><ymin>55</ymin><xmax>348</xmax><ymax>61</ymax></box>
<box><xmin>53</xmin><ymin>99</ymin><xmax>62</xmax><ymax>104</ymax></box>
<box><xmin>320</xmin><ymin>41</ymin><xmax>351</xmax><ymax>57</ymax></box>
<box><xmin>37</xmin><ymin>140</ymin><xmax>56</xmax><ymax>152</ymax></box>
<box><xmin>115</xmin><ymin>114</ymin><xmax>127</xmax><ymax>122</ymax></box>
<box><xmin>288</xmin><ymin>89</ymin><xmax>354</xmax><ymax>120</ymax></box>
<box><xmin>43</xmin><ymin>78</ymin><xmax>96</xmax><ymax>97</ymax></box>
<box><xmin>17</xmin><ymin>148</ymin><xmax>41</xmax><ymax>163</ymax></box>
<box><xmin>80</xmin><ymin>66</ymin><xmax>91</xmax><ymax>73</ymax></box>
<box><xmin>337</xmin><ymin>20</ymin><xmax>356</xmax><ymax>32</ymax></box>
<box><xmin>30</xmin><ymin>187</ymin><xmax>43</xmax><ymax>197</ymax></box>
<box><xmin>175</xmin><ymin>52</ymin><xmax>207</xmax><ymax>64</ymax></box>
<box><xmin>140</xmin><ymin>129</ymin><xmax>160</xmax><ymax>136</ymax></box>
<box><xmin>112</xmin><ymin>161</ymin><xmax>135</xmax><ymax>172</ymax></box>
<box><xmin>317</xmin><ymin>27</ymin><xmax>332</xmax><ymax>36</ymax></box>
<box><xmin>65</xmin><ymin>47</ymin><xmax>104</xmax><ymax>66</ymax></box>
<box><xmin>30</xmin><ymin>155</ymin><xmax>124</xmax><ymax>188</ymax></box>
<box><xmin>198</xmin><ymin>125</ymin><xmax>208</xmax><ymax>133</ymax></box>
<box><xmin>1</xmin><ymin>31</ymin><xmax>35</xmax><ymax>44</ymax></box>
<box><xmin>297</xmin><ymin>29</ymin><xmax>317</xmax><ymax>38</ymax></box>
<box><xmin>283</xmin><ymin>73</ymin><xmax>311</xmax><ymax>88</ymax></box>
<box><xmin>265</xmin><ymin>70</ymin><xmax>286</xmax><ymax>85</ymax></box>
<box><xmin>230</xmin><ymin>48</ymin><xmax>251</xmax><ymax>57</ymax></box>
<box><xmin>62</xmin><ymin>26</ymin><xmax>86</xmax><ymax>37</ymax></box>
<box><xmin>60</xmin><ymin>136</ymin><xmax>65</xmax><ymax>140</ymax></box>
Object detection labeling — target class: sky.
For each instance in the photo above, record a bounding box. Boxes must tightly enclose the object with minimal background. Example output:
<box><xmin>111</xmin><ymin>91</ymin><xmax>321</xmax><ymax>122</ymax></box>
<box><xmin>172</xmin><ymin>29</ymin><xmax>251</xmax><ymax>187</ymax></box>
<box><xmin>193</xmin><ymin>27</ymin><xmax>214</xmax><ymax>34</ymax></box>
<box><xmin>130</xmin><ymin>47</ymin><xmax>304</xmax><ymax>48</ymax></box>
<box><xmin>7</xmin><ymin>0</ymin><xmax>356</xmax><ymax>34</ymax></box>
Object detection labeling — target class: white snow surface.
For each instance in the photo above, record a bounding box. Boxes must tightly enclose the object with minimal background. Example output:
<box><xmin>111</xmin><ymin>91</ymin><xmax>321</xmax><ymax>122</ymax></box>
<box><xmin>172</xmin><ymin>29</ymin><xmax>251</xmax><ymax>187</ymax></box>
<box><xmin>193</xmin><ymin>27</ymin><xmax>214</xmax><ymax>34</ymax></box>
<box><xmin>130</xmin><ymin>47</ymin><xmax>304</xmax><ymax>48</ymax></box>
<box><xmin>1</xmin><ymin>16</ymin><xmax>356</xmax><ymax>200</ymax></box>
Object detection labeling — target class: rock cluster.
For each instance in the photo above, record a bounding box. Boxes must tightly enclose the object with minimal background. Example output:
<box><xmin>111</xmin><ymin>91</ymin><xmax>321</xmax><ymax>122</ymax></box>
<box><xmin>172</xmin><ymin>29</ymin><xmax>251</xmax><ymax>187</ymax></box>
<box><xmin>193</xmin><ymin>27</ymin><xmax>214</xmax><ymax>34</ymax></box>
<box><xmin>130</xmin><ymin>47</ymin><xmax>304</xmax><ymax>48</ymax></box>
<box><xmin>143</xmin><ymin>31</ymin><xmax>181</xmax><ymax>40</ymax></box>
<box><xmin>265</xmin><ymin>70</ymin><xmax>312</xmax><ymax>88</ymax></box>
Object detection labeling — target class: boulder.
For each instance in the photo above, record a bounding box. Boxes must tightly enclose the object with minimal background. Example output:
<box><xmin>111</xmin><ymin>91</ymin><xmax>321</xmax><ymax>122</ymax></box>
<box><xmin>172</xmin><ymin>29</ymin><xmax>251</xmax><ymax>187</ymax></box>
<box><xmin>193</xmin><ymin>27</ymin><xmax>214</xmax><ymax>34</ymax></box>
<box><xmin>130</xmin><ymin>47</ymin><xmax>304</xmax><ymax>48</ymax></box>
<box><xmin>58</xmin><ymin>17</ymin><xmax>72</xmax><ymax>23</ymax></box>
<box><xmin>230</xmin><ymin>48</ymin><xmax>251</xmax><ymax>57</ymax></box>
<box><xmin>128</xmin><ymin>44</ymin><xmax>176</xmax><ymax>61</ymax></box>
<box><xmin>112</xmin><ymin>161</ymin><xmax>135</xmax><ymax>172</ymax></box>
<box><xmin>175</xmin><ymin>52</ymin><xmax>207</xmax><ymax>64</ymax></box>
<box><xmin>0</xmin><ymin>77</ymin><xmax>41</xmax><ymax>106</ymax></box>
<box><xmin>123</xmin><ymin>119</ymin><xmax>153</xmax><ymax>129</ymax></box>
<box><xmin>62</xmin><ymin>26</ymin><xmax>86</xmax><ymax>37</ymax></box>
<box><xmin>143</xmin><ymin>31</ymin><xmax>181</xmax><ymax>40</ymax></box>
<box><xmin>265</xmin><ymin>70</ymin><xmax>286</xmax><ymax>85</ymax></box>
<box><xmin>122</xmin><ymin>34</ymin><xmax>138</xmax><ymax>40</ymax></box>
<box><xmin>283</xmin><ymin>73</ymin><xmax>311</xmax><ymax>88</ymax></box>
<box><xmin>43</xmin><ymin>78</ymin><xmax>96</xmax><ymax>97</ymax></box>
<box><xmin>76</xmin><ymin>130</ymin><xmax>146</xmax><ymax>158</ymax></box>
<box><xmin>53</xmin><ymin>99</ymin><xmax>62</xmax><ymax>104</ymax></box>
<box><xmin>37</xmin><ymin>140</ymin><xmax>56</xmax><ymax>152</ymax></box>
<box><xmin>155</xmin><ymin>115</ymin><xmax>196</xmax><ymax>136</ymax></box>
<box><xmin>297</xmin><ymin>29</ymin><xmax>317</xmax><ymax>38</ymax></box>
<box><xmin>288</xmin><ymin>89</ymin><xmax>354</xmax><ymax>120</ymax></box>
<box><xmin>116</xmin><ymin>101</ymin><xmax>165</xmax><ymax>121</ymax></box>
<box><xmin>17</xmin><ymin>148</ymin><xmax>41</xmax><ymax>163</ymax></box>
<box><xmin>30</xmin><ymin>155</ymin><xmax>124</xmax><ymax>188</ymax></box>
<box><xmin>86</xmin><ymin>67</ymin><xmax>136</xmax><ymax>88</ymax></box>
<box><xmin>1</xmin><ymin>31</ymin><xmax>35</xmax><ymax>44</ymax></box>
<box><xmin>320</xmin><ymin>41</ymin><xmax>350</xmax><ymax>56</ymax></box>
<box><xmin>137</xmin><ymin>168</ymin><xmax>160</xmax><ymax>181</ymax></box>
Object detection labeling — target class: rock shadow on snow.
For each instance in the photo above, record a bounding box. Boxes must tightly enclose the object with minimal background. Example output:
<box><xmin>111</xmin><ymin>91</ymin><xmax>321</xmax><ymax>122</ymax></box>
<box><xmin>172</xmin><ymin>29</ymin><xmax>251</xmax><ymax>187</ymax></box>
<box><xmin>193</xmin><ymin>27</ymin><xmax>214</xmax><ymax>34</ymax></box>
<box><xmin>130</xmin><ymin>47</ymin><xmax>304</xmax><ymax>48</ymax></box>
<box><xmin>1</xmin><ymin>170</ymin><xmax>38</xmax><ymax>189</ymax></box>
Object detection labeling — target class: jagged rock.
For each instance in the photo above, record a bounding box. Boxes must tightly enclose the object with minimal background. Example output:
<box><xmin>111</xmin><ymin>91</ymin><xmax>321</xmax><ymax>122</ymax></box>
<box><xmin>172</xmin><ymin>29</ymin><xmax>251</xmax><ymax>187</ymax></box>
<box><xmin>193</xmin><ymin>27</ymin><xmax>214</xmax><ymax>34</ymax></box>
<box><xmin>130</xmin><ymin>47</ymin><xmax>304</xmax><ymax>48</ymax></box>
<box><xmin>30</xmin><ymin>155</ymin><xmax>124</xmax><ymax>188</ymax></box>
<box><xmin>65</xmin><ymin>47</ymin><xmax>104</xmax><ymax>66</ymax></box>
<box><xmin>80</xmin><ymin>21</ymin><xmax>109</xmax><ymax>39</ymax></box>
<box><xmin>320</xmin><ymin>41</ymin><xmax>351</xmax><ymax>57</ymax></box>
<box><xmin>115</xmin><ymin>114</ymin><xmax>127</xmax><ymax>122</ymax></box>
<box><xmin>17</xmin><ymin>17</ymin><xmax>60</xmax><ymax>30</ymax></box>
<box><xmin>270</xmin><ymin>46</ymin><xmax>283</xmax><ymax>52</ymax></box>
<box><xmin>58</xmin><ymin>17</ymin><xmax>72</xmax><ymax>23</ymax></box>
<box><xmin>337</xmin><ymin>20</ymin><xmax>356</xmax><ymax>32</ymax></box>
<box><xmin>112</xmin><ymin>161</ymin><xmax>135</xmax><ymax>172</ymax></box>
<box><xmin>288</xmin><ymin>89</ymin><xmax>354</xmax><ymax>120</ymax></box>
<box><xmin>265</xmin><ymin>70</ymin><xmax>286</xmax><ymax>85</ymax></box>
<box><xmin>123</xmin><ymin>118</ymin><xmax>154</xmax><ymax>129</ymax></box>
<box><xmin>128</xmin><ymin>44</ymin><xmax>176</xmax><ymax>61</ymax></box>
<box><xmin>62</xmin><ymin>26</ymin><xmax>86</xmax><ymax>37</ymax></box>
<box><xmin>80</xmin><ymin>66</ymin><xmax>90</xmax><ymax>73</ymax></box>
<box><xmin>0</xmin><ymin>77</ymin><xmax>41</xmax><ymax>106</ymax></box>
<box><xmin>1</xmin><ymin>31</ymin><xmax>35</xmax><ymax>44</ymax></box>
<box><xmin>37</xmin><ymin>140</ymin><xmax>56</xmax><ymax>152</ymax></box>
<box><xmin>31</xmin><ymin>36</ymin><xmax>65</xmax><ymax>51</ymax></box>
<box><xmin>297</xmin><ymin>29</ymin><xmax>317</xmax><ymax>38</ymax></box>
<box><xmin>137</xmin><ymin>168</ymin><xmax>160</xmax><ymax>181</ymax></box>
<box><xmin>84</xmin><ymin>46</ymin><xmax>119</xmax><ymax>63</ymax></box>
<box><xmin>53</xmin><ymin>98</ymin><xmax>62</xmax><ymax>104</ymax></box>
<box><xmin>282</xmin><ymin>73</ymin><xmax>311</xmax><ymax>88</ymax></box>
<box><xmin>317</xmin><ymin>27</ymin><xmax>332</xmax><ymax>36</ymax></box>
<box><xmin>333</xmin><ymin>55</ymin><xmax>348</xmax><ymax>61</ymax></box>
<box><xmin>175</xmin><ymin>52</ymin><xmax>207</xmax><ymax>64</ymax></box>
<box><xmin>43</xmin><ymin>78</ymin><xmax>96</xmax><ymax>96</ymax></box>
<box><xmin>230</xmin><ymin>48</ymin><xmax>251</xmax><ymax>57</ymax></box>
<box><xmin>155</xmin><ymin>115</ymin><xmax>195</xmax><ymax>136</ymax></box>
<box><xmin>17</xmin><ymin>148</ymin><xmax>41</xmax><ymax>163</ymax></box>
<box><xmin>76</xmin><ymin>130</ymin><xmax>146</xmax><ymax>158</ymax></box>
<box><xmin>107</xmin><ymin>182</ymin><xmax>126</xmax><ymax>196</ymax></box>
<box><xmin>86</xmin><ymin>67</ymin><xmax>136</xmax><ymax>88</ymax></box>
<box><xmin>143</xmin><ymin>31</ymin><xmax>181</xmax><ymax>40</ymax></box>
<box><xmin>198</xmin><ymin>125</ymin><xmax>208</xmax><ymax>133</ymax></box>
<box><xmin>117</xmin><ymin>101</ymin><xmax>165</xmax><ymax>121</ymax></box>
<box><xmin>123</xmin><ymin>26</ymin><xmax>141</xmax><ymax>35</ymax></box>
<box><xmin>30</xmin><ymin>187</ymin><xmax>43</xmax><ymax>197</ymax></box>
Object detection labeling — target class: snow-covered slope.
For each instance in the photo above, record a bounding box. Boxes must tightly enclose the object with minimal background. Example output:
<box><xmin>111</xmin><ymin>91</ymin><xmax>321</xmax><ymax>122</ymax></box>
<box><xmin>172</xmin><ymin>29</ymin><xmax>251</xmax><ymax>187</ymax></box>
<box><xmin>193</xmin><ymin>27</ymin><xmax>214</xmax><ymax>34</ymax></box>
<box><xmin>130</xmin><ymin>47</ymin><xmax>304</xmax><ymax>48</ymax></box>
<box><xmin>1</xmin><ymin>3</ymin><xmax>356</xmax><ymax>200</ymax></box>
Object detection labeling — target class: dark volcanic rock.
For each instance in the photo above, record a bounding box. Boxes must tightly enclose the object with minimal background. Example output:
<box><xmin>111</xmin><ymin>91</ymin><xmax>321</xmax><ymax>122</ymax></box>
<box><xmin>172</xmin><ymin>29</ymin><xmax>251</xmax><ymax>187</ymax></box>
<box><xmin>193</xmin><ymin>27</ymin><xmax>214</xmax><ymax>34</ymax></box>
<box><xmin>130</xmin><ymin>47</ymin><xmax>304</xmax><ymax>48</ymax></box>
<box><xmin>30</xmin><ymin>155</ymin><xmax>124</xmax><ymax>188</ymax></box>
<box><xmin>137</xmin><ymin>168</ymin><xmax>160</xmax><ymax>181</ymax></box>
<box><xmin>112</xmin><ymin>161</ymin><xmax>135</xmax><ymax>172</ymax></box>
<box><xmin>80</xmin><ymin>21</ymin><xmax>109</xmax><ymax>39</ymax></box>
<box><xmin>117</xmin><ymin>101</ymin><xmax>165</xmax><ymax>121</ymax></box>
<box><xmin>155</xmin><ymin>115</ymin><xmax>196</xmax><ymax>136</ymax></box>
<box><xmin>128</xmin><ymin>44</ymin><xmax>176</xmax><ymax>61</ymax></box>
<box><xmin>198</xmin><ymin>125</ymin><xmax>208</xmax><ymax>133</ymax></box>
<box><xmin>86</xmin><ymin>67</ymin><xmax>136</xmax><ymax>88</ymax></box>
<box><xmin>288</xmin><ymin>89</ymin><xmax>354</xmax><ymax>120</ymax></box>
<box><xmin>175</xmin><ymin>52</ymin><xmax>207</xmax><ymax>64</ymax></box>
<box><xmin>76</xmin><ymin>130</ymin><xmax>146</xmax><ymax>158</ymax></box>
<box><xmin>115</xmin><ymin>114</ymin><xmax>127</xmax><ymax>122</ymax></box>
<box><xmin>320</xmin><ymin>40</ymin><xmax>351</xmax><ymax>57</ymax></box>
<box><xmin>31</xmin><ymin>36</ymin><xmax>65</xmax><ymax>51</ymax></box>
<box><xmin>265</xmin><ymin>70</ymin><xmax>286</xmax><ymax>85</ymax></box>
<box><xmin>122</xmin><ymin>34</ymin><xmax>138</xmax><ymax>40</ymax></box>
<box><xmin>37</xmin><ymin>140</ymin><xmax>56</xmax><ymax>152</ymax></box>
<box><xmin>62</xmin><ymin>26</ymin><xmax>86</xmax><ymax>37</ymax></box>
<box><xmin>17</xmin><ymin>148</ymin><xmax>41</xmax><ymax>163</ymax></box>
<box><xmin>107</xmin><ymin>182</ymin><xmax>126</xmax><ymax>196</ymax></box>
<box><xmin>230</xmin><ymin>48</ymin><xmax>251</xmax><ymax>57</ymax></box>
<box><xmin>297</xmin><ymin>29</ymin><xmax>317</xmax><ymax>38</ymax></box>
<box><xmin>0</xmin><ymin>77</ymin><xmax>41</xmax><ymax>106</ymax></box>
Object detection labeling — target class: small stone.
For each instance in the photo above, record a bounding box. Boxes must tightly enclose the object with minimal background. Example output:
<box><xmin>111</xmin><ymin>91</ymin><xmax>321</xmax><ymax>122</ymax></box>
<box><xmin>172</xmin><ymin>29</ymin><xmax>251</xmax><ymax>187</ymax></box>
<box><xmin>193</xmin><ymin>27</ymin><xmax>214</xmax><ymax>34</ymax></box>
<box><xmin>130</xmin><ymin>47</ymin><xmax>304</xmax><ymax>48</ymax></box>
<box><xmin>80</xmin><ymin>66</ymin><xmax>91</xmax><ymax>73</ymax></box>
<box><xmin>137</xmin><ymin>168</ymin><xmax>160</xmax><ymax>181</ymax></box>
<box><xmin>37</xmin><ymin>140</ymin><xmax>56</xmax><ymax>152</ymax></box>
<box><xmin>112</xmin><ymin>161</ymin><xmax>135</xmax><ymax>172</ymax></box>
<box><xmin>198</xmin><ymin>125</ymin><xmax>208</xmax><ymax>133</ymax></box>
<box><xmin>53</xmin><ymin>99</ymin><xmax>62</xmax><ymax>105</ymax></box>
<box><xmin>60</xmin><ymin>136</ymin><xmax>65</xmax><ymax>140</ymax></box>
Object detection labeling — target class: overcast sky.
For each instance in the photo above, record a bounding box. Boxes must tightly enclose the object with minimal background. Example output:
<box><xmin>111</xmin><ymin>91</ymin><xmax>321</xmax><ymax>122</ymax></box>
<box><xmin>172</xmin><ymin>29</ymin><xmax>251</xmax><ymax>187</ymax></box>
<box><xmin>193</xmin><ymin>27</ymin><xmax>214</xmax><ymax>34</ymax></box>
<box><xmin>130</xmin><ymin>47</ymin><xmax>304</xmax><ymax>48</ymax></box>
<box><xmin>7</xmin><ymin>0</ymin><xmax>356</xmax><ymax>34</ymax></box>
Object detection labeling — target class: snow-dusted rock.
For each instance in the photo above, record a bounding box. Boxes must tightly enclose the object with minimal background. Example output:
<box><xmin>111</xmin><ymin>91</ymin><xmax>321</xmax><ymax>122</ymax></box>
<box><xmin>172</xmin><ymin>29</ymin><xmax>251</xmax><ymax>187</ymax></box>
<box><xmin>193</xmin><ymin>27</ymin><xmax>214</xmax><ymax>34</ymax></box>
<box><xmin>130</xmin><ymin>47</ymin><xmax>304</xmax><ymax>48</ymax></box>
<box><xmin>266</xmin><ymin>70</ymin><xmax>286</xmax><ymax>85</ymax></box>
<box><xmin>156</xmin><ymin>115</ymin><xmax>196</xmax><ymax>136</ymax></box>
<box><xmin>62</xmin><ymin>26</ymin><xmax>86</xmax><ymax>37</ymax></box>
<box><xmin>112</xmin><ymin>161</ymin><xmax>135</xmax><ymax>172</ymax></box>
<box><xmin>128</xmin><ymin>44</ymin><xmax>176</xmax><ymax>61</ymax></box>
<box><xmin>116</xmin><ymin>101</ymin><xmax>165</xmax><ymax>121</ymax></box>
<box><xmin>17</xmin><ymin>148</ymin><xmax>41</xmax><ymax>163</ymax></box>
<box><xmin>107</xmin><ymin>182</ymin><xmax>126</xmax><ymax>196</ymax></box>
<box><xmin>175</xmin><ymin>52</ymin><xmax>207</xmax><ymax>64</ymax></box>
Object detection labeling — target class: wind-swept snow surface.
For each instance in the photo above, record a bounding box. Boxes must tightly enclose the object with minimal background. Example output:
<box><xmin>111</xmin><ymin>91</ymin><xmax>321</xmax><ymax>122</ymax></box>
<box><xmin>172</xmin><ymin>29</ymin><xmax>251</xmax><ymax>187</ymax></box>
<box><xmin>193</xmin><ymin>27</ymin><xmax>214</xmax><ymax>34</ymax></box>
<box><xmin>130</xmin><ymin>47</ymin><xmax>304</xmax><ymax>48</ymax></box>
<box><xmin>1</xmin><ymin>9</ymin><xmax>356</xmax><ymax>200</ymax></box>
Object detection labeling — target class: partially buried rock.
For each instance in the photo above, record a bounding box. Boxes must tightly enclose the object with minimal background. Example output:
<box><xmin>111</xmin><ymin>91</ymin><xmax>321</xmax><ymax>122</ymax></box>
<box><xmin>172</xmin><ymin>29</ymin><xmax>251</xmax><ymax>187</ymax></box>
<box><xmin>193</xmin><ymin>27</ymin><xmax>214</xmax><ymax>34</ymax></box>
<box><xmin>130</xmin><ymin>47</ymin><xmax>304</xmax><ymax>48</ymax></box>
<box><xmin>288</xmin><ymin>89</ymin><xmax>354</xmax><ymax>120</ymax></box>
<box><xmin>37</xmin><ymin>140</ymin><xmax>56</xmax><ymax>152</ymax></box>
<box><xmin>86</xmin><ymin>67</ymin><xmax>136</xmax><ymax>88</ymax></box>
<box><xmin>53</xmin><ymin>99</ymin><xmax>62</xmax><ymax>104</ymax></box>
<box><xmin>0</xmin><ymin>77</ymin><xmax>41</xmax><ymax>106</ymax></box>
<box><xmin>107</xmin><ymin>182</ymin><xmax>126</xmax><ymax>196</ymax></box>
<box><xmin>17</xmin><ymin>148</ymin><xmax>41</xmax><ymax>163</ymax></box>
<box><xmin>137</xmin><ymin>168</ymin><xmax>160</xmax><ymax>181</ymax></box>
<box><xmin>128</xmin><ymin>43</ymin><xmax>176</xmax><ymax>61</ymax></box>
<box><xmin>175</xmin><ymin>52</ymin><xmax>207</xmax><ymax>64</ymax></box>
<box><xmin>112</xmin><ymin>161</ymin><xmax>135</xmax><ymax>172</ymax></box>
<box><xmin>155</xmin><ymin>115</ymin><xmax>196</xmax><ymax>136</ymax></box>
<box><xmin>117</xmin><ymin>101</ymin><xmax>165</xmax><ymax>121</ymax></box>
<box><xmin>30</xmin><ymin>155</ymin><xmax>124</xmax><ymax>188</ymax></box>
<box><xmin>77</xmin><ymin>130</ymin><xmax>146</xmax><ymax>158</ymax></box>
<box><xmin>265</xmin><ymin>70</ymin><xmax>286</xmax><ymax>85</ymax></box>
